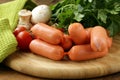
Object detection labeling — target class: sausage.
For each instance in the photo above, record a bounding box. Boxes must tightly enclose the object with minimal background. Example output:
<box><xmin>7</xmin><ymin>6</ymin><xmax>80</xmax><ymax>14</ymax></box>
<box><xmin>29</xmin><ymin>39</ymin><xmax>64</xmax><ymax>60</ymax></box>
<box><xmin>30</xmin><ymin>23</ymin><xmax>64</xmax><ymax>44</ymax></box>
<box><xmin>85</xmin><ymin>27</ymin><xmax>93</xmax><ymax>44</ymax></box>
<box><xmin>86</xmin><ymin>27</ymin><xmax>112</xmax><ymax>49</ymax></box>
<box><xmin>67</xmin><ymin>44</ymin><xmax>108</xmax><ymax>61</ymax></box>
<box><xmin>60</xmin><ymin>34</ymin><xmax>73</xmax><ymax>51</ymax></box>
<box><xmin>68</xmin><ymin>23</ymin><xmax>87</xmax><ymax>45</ymax></box>
<box><xmin>90</xmin><ymin>26</ymin><xmax>108</xmax><ymax>52</ymax></box>
<box><xmin>107</xmin><ymin>37</ymin><xmax>113</xmax><ymax>48</ymax></box>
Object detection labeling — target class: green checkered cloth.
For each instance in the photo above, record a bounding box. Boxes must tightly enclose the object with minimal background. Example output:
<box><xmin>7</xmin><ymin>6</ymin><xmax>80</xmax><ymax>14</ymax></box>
<box><xmin>0</xmin><ymin>0</ymin><xmax>36</xmax><ymax>63</ymax></box>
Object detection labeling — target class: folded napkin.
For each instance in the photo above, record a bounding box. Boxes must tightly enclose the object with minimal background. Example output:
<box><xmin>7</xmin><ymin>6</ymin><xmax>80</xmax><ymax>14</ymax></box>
<box><xmin>0</xmin><ymin>18</ymin><xmax>17</xmax><ymax>62</ymax></box>
<box><xmin>0</xmin><ymin>0</ymin><xmax>36</xmax><ymax>63</ymax></box>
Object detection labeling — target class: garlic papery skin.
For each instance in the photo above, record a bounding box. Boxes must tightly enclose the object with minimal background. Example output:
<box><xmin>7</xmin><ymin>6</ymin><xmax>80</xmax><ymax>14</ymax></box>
<box><xmin>18</xmin><ymin>9</ymin><xmax>32</xmax><ymax>30</ymax></box>
<box><xmin>31</xmin><ymin>5</ymin><xmax>52</xmax><ymax>24</ymax></box>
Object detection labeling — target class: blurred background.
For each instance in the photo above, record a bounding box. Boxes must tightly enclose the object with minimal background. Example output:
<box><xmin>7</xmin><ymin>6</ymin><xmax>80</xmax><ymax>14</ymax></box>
<box><xmin>0</xmin><ymin>0</ymin><xmax>60</xmax><ymax>5</ymax></box>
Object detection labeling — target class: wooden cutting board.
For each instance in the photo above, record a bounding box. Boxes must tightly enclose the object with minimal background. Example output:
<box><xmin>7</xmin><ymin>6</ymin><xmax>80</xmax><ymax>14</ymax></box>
<box><xmin>4</xmin><ymin>33</ymin><xmax>120</xmax><ymax>79</ymax></box>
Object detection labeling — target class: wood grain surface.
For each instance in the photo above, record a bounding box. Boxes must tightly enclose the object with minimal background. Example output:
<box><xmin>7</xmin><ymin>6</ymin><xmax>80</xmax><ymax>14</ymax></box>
<box><xmin>4</xmin><ymin>33</ymin><xmax>120</xmax><ymax>79</ymax></box>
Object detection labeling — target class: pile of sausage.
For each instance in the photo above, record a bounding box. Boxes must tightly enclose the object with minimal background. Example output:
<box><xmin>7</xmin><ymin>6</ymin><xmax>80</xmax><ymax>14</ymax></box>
<box><xmin>29</xmin><ymin>23</ymin><xmax>112</xmax><ymax>61</ymax></box>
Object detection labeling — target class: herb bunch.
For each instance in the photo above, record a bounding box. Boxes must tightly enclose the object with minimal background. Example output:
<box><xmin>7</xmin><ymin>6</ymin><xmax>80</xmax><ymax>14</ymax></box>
<box><xmin>50</xmin><ymin>0</ymin><xmax>120</xmax><ymax>36</ymax></box>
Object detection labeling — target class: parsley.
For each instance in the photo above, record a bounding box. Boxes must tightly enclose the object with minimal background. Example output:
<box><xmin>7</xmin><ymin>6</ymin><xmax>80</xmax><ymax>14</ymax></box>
<box><xmin>50</xmin><ymin>0</ymin><xmax>120</xmax><ymax>36</ymax></box>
